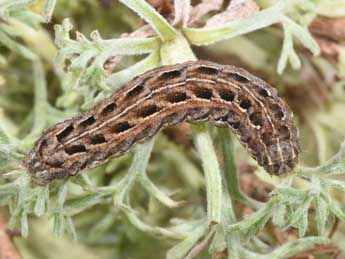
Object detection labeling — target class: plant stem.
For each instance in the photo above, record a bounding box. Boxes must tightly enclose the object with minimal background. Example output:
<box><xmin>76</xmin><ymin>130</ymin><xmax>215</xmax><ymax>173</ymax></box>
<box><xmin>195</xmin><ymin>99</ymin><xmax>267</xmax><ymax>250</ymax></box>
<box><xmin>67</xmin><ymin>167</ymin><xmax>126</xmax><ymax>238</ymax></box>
<box><xmin>160</xmin><ymin>32</ymin><xmax>222</xmax><ymax>225</ymax></box>
<box><xmin>194</xmin><ymin>124</ymin><xmax>222</xmax><ymax>225</ymax></box>
<box><xmin>219</xmin><ymin>128</ymin><xmax>262</xmax><ymax>209</ymax></box>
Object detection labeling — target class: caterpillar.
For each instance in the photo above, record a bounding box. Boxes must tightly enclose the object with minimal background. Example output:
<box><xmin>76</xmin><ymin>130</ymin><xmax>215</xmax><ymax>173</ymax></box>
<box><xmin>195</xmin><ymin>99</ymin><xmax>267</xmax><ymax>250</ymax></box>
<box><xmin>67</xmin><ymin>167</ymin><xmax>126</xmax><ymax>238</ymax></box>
<box><xmin>26</xmin><ymin>60</ymin><xmax>300</xmax><ymax>184</ymax></box>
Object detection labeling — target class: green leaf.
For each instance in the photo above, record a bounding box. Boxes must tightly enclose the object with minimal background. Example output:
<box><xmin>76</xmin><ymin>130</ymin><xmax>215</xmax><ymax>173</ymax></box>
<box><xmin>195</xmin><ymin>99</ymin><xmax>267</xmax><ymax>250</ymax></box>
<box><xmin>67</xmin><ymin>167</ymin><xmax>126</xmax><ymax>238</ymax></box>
<box><xmin>8</xmin><ymin>180</ymin><xmax>28</xmax><ymax>230</ymax></box>
<box><xmin>0</xmin><ymin>30</ymin><xmax>37</xmax><ymax>60</ymax></box>
<box><xmin>289</xmin><ymin>195</ymin><xmax>313</xmax><ymax>237</ymax></box>
<box><xmin>244</xmin><ymin>210</ymin><xmax>273</xmax><ymax>241</ymax></box>
<box><xmin>65</xmin><ymin>193</ymin><xmax>104</xmax><ymax>215</ymax></box>
<box><xmin>267</xmin><ymin>237</ymin><xmax>330</xmax><ymax>259</ymax></box>
<box><xmin>328</xmin><ymin>200</ymin><xmax>345</xmax><ymax>222</ymax></box>
<box><xmin>42</xmin><ymin>0</ymin><xmax>56</xmax><ymax>22</ymax></box>
<box><xmin>227</xmin><ymin>199</ymin><xmax>276</xmax><ymax>240</ymax></box>
<box><xmin>166</xmin><ymin>224</ymin><xmax>207</xmax><ymax>259</ymax></box>
<box><xmin>139</xmin><ymin>173</ymin><xmax>181</xmax><ymax>208</ymax></box>
<box><xmin>221</xmin><ymin>183</ymin><xmax>241</xmax><ymax>259</ymax></box>
<box><xmin>54</xmin><ymin>19</ymin><xmax>161</xmax><ymax>106</ymax></box>
<box><xmin>272</xmin><ymin>204</ymin><xmax>288</xmax><ymax>228</ymax></box>
<box><xmin>34</xmin><ymin>186</ymin><xmax>49</xmax><ymax>217</ymax></box>
<box><xmin>20</xmin><ymin>208</ymin><xmax>29</xmax><ymax>238</ymax></box>
<box><xmin>88</xmin><ymin>213</ymin><xmax>117</xmax><ymax>241</ymax></box>
<box><xmin>277</xmin><ymin>16</ymin><xmax>319</xmax><ymax>73</ymax></box>
<box><xmin>0</xmin><ymin>125</ymin><xmax>10</xmax><ymax>144</ymax></box>
<box><xmin>314</xmin><ymin>195</ymin><xmax>328</xmax><ymax>236</ymax></box>
<box><xmin>324</xmin><ymin>179</ymin><xmax>345</xmax><ymax>193</ymax></box>
<box><xmin>56</xmin><ymin>182</ymin><xmax>68</xmax><ymax>209</ymax></box>
<box><xmin>0</xmin><ymin>182</ymin><xmax>16</xmax><ymax>196</ymax></box>
<box><xmin>158</xmin><ymin>135</ymin><xmax>204</xmax><ymax>190</ymax></box>
<box><xmin>65</xmin><ymin>215</ymin><xmax>77</xmax><ymax>240</ymax></box>
<box><xmin>277</xmin><ymin>187</ymin><xmax>306</xmax><ymax>203</ymax></box>
<box><xmin>54</xmin><ymin>211</ymin><xmax>64</xmax><ymax>238</ymax></box>
<box><xmin>317</xmin><ymin>2</ymin><xmax>345</xmax><ymax>17</ymax></box>
<box><xmin>119</xmin><ymin>0</ymin><xmax>177</xmax><ymax>41</ymax></box>
<box><xmin>183</xmin><ymin>1</ymin><xmax>285</xmax><ymax>45</ymax></box>
<box><xmin>277</xmin><ymin>22</ymin><xmax>299</xmax><ymax>74</ymax></box>
<box><xmin>281</xmin><ymin>16</ymin><xmax>320</xmax><ymax>55</ymax></box>
<box><xmin>28</xmin><ymin>60</ymin><xmax>49</xmax><ymax>137</ymax></box>
<box><xmin>120</xmin><ymin>204</ymin><xmax>184</xmax><ymax>239</ymax></box>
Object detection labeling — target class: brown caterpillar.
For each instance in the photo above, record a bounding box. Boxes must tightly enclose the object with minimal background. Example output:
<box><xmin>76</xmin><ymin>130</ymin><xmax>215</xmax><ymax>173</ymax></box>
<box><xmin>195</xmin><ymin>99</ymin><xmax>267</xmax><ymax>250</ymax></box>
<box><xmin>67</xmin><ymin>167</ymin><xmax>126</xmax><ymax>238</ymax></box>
<box><xmin>26</xmin><ymin>60</ymin><xmax>300</xmax><ymax>184</ymax></box>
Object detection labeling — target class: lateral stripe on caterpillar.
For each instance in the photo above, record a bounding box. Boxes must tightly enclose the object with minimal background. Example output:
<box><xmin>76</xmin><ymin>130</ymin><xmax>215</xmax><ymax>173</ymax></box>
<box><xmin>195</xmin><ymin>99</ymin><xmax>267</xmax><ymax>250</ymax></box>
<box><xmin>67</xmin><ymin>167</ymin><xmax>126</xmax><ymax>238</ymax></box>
<box><xmin>26</xmin><ymin>60</ymin><xmax>300</xmax><ymax>184</ymax></box>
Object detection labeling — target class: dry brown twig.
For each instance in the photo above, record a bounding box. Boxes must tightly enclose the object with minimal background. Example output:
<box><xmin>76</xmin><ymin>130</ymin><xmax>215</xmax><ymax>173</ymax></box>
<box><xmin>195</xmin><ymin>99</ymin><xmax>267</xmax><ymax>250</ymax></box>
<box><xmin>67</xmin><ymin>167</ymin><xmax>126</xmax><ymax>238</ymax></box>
<box><xmin>205</xmin><ymin>0</ymin><xmax>259</xmax><ymax>27</ymax></box>
<box><xmin>291</xmin><ymin>244</ymin><xmax>341</xmax><ymax>259</ymax></box>
<box><xmin>310</xmin><ymin>17</ymin><xmax>345</xmax><ymax>42</ymax></box>
<box><xmin>314</xmin><ymin>37</ymin><xmax>345</xmax><ymax>64</ymax></box>
<box><xmin>0</xmin><ymin>212</ymin><xmax>21</xmax><ymax>259</ymax></box>
<box><xmin>188</xmin><ymin>0</ymin><xmax>224</xmax><ymax>26</ymax></box>
<box><xmin>328</xmin><ymin>218</ymin><xmax>339</xmax><ymax>239</ymax></box>
<box><xmin>147</xmin><ymin>0</ymin><xmax>175</xmax><ymax>17</ymax></box>
<box><xmin>309</xmin><ymin>16</ymin><xmax>345</xmax><ymax>64</ymax></box>
<box><xmin>239</xmin><ymin>163</ymin><xmax>273</xmax><ymax>202</ymax></box>
<box><xmin>185</xmin><ymin>229</ymin><xmax>216</xmax><ymax>259</ymax></box>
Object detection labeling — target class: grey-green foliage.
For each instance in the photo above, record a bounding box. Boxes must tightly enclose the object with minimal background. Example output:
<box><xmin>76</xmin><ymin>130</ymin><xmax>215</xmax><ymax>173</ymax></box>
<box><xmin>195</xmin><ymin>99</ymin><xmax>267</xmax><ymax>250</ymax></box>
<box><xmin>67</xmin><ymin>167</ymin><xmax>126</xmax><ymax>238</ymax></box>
<box><xmin>54</xmin><ymin>18</ymin><xmax>160</xmax><ymax>109</ymax></box>
<box><xmin>1</xmin><ymin>0</ymin><xmax>345</xmax><ymax>258</ymax></box>
<box><xmin>0</xmin><ymin>0</ymin><xmax>41</xmax><ymax>61</ymax></box>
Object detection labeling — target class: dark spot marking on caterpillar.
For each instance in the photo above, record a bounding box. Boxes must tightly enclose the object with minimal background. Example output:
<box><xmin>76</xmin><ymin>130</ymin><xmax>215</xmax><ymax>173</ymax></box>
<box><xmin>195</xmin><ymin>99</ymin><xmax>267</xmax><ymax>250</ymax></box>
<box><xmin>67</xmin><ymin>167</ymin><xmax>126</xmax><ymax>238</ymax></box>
<box><xmin>126</xmin><ymin>82</ymin><xmax>145</xmax><ymax>98</ymax></box>
<box><xmin>80</xmin><ymin>159</ymin><xmax>89</xmax><ymax>170</ymax></box>
<box><xmin>197</xmin><ymin>66</ymin><xmax>219</xmax><ymax>75</ymax></box>
<box><xmin>219</xmin><ymin>89</ymin><xmax>235</xmax><ymax>102</ymax></box>
<box><xmin>79</xmin><ymin>116</ymin><xmax>96</xmax><ymax>127</ymax></box>
<box><xmin>269</xmin><ymin>103</ymin><xmax>281</xmax><ymax>113</ymax></box>
<box><xmin>193</xmin><ymin>88</ymin><xmax>213</xmax><ymax>100</ymax></box>
<box><xmin>227</xmin><ymin>72</ymin><xmax>249</xmax><ymax>83</ymax></box>
<box><xmin>229</xmin><ymin>121</ymin><xmax>240</xmax><ymax>129</ymax></box>
<box><xmin>56</xmin><ymin>125</ymin><xmax>74</xmax><ymax>142</ymax></box>
<box><xmin>257</xmin><ymin>87</ymin><xmax>270</xmax><ymax>97</ymax></box>
<box><xmin>138</xmin><ymin>104</ymin><xmax>160</xmax><ymax>118</ymax></box>
<box><xmin>239</xmin><ymin>98</ymin><xmax>251</xmax><ymax>110</ymax></box>
<box><xmin>166</xmin><ymin>92</ymin><xmax>188</xmax><ymax>103</ymax></box>
<box><xmin>113</xmin><ymin>121</ymin><xmax>133</xmax><ymax>133</ymax></box>
<box><xmin>275</xmin><ymin>110</ymin><xmax>285</xmax><ymax>119</ymax></box>
<box><xmin>249</xmin><ymin>112</ymin><xmax>263</xmax><ymax>127</ymax></box>
<box><xmin>101</xmin><ymin>102</ymin><xmax>116</xmax><ymax>115</ymax></box>
<box><xmin>90</xmin><ymin>135</ymin><xmax>107</xmax><ymax>145</ymax></box>
<box><xmin>262</xmin><ymin>131</ymin><xmax>276</xmax><ymax>145</ymax></box>
<box><xmin>278</xmin><ymin>125</ymin><xmax>290</xmax><ymax>140</ymax></box>
<box><xmin>65</xmin><ymin>145</ymin><xmax>87</xmax><ymax>155</ymax></box>
<box><xmin>159</xmin><ymin>70</ymin><xmax>182</xmax><ymax>80</ymax></box>
<box><xmin>269</xmin><ymin>103</ymin><xmax>285</xmax><ymax>119</ymax></box>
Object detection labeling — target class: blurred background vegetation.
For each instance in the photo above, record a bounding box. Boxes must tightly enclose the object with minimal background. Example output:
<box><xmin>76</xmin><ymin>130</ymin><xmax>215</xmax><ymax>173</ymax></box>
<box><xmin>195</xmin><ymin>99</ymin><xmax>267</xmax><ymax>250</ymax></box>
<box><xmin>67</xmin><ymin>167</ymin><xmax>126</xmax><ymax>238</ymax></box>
<box><xmin>1</xmin><ymin>0</ymin><xmax>345</xmax><ymax>258</ymax></box>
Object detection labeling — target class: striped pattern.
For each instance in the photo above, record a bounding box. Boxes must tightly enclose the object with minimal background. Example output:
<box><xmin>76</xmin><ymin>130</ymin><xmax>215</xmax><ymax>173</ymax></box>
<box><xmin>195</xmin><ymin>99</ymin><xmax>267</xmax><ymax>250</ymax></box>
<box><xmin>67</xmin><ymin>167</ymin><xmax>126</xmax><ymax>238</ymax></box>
<box><xmin>26</xmin><ymin>60</ymin><xmax>300</xmax><ymax>184</ymax></box>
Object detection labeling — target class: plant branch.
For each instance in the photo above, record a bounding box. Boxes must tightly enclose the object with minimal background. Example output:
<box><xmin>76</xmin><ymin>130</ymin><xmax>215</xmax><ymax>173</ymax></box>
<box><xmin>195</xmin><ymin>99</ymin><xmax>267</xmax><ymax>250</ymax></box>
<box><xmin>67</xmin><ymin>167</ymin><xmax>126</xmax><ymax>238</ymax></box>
<box><xmin>119</xmin><ymin>0</ymin><xmax>177</xmax><ymax>41</ymax></box>
<box><xmin>0</xmin><ymin>212</ymin><xmax>21</xmax><ymax>259</ymax></box>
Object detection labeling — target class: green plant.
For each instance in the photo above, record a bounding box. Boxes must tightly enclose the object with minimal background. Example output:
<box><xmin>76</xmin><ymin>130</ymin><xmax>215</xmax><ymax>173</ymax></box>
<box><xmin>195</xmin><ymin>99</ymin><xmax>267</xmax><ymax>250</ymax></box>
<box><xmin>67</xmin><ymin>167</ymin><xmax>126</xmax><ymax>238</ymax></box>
<box><xmin>1</xmin><ymin>0</ymin><xmax>345</xmax><ymax>258</ymax></box>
